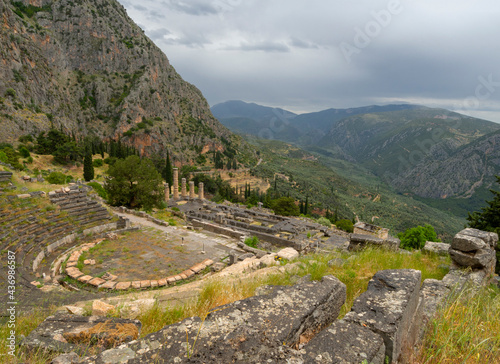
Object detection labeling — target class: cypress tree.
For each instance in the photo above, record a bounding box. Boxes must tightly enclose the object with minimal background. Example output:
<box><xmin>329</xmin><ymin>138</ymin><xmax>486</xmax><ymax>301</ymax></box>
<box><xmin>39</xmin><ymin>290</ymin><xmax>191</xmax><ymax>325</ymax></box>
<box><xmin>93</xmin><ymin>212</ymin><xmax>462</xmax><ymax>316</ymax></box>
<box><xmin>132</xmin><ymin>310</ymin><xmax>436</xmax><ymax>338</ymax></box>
<box><xmin>304</xmin><ymin>196</ymin><xmax>309</xmax><ymax>216</ymax></box>
<box><xmin>83</xmin><ymin>145</ymin><xmax>94</xmax><ymax>181</ymax></box>
<box><xmin>163</xmin><ymin>151</ymin><xmax>173</xmax><ymax>192</ymax></box>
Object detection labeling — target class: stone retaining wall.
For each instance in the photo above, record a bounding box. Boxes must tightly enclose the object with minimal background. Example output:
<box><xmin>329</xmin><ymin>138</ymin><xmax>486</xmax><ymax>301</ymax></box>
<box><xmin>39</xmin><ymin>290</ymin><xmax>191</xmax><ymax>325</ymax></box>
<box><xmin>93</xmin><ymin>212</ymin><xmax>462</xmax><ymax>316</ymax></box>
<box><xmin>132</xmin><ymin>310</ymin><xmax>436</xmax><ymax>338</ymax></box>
<box><xmin>0</xmin><ymin>171</ymin><xmax>13</xmax><ymax>182</ymax></box>
<box><xmin>32</xmin><ymin>219</ymin><xmax>131</xmax><ymax>273</ymax></box>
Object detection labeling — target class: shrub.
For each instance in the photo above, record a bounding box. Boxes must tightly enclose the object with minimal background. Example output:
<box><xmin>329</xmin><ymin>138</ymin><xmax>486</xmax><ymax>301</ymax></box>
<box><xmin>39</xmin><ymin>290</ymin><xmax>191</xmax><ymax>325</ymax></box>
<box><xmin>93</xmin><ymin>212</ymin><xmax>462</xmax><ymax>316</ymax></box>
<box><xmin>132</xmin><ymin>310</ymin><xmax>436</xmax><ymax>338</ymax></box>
<box><xmin>18</xmin><ymin>146</ymin><xmax>30</xmax><ymax>158</ymax></box>
<box><xmin>244</xmin><ymin>236</ymin><xmax>259</xmax><ymax>248</ymax></box>
<box><xmin>398</xmin><ymin>224</ymin><xmax>440</xmax><ymax>250</ymax></box>
<box><xmin>87</xmin><ymin>182</ymin><xmax>107</xmax><ymax>200</ymax></box>
<box><xmin>92</xmin><ymin>159</ymin><xmax>104</xmax><ymax>167</ymax></box>
<box><xmin>336</xmin><ymin>219</ymin><xmax>354</xmax><ymax>233</ymax></box>
<box><xmin>317</xmin><ymin>217</ymin><xmax>332</xmax><ymax>228</ymax></box>
<box><xmin>0</xmin><ymin>151</ymin><xmax>8</xmax><ymax>163</ymax></box>
<box><xmin>5</xmin><ymin>88</ymin><xmax>16</xmax><ymax>98</ymax></box>
<box><xmin>47</xmin><ymin>171</ymin><xmax>67</xmax><ymax>184</ymax></box>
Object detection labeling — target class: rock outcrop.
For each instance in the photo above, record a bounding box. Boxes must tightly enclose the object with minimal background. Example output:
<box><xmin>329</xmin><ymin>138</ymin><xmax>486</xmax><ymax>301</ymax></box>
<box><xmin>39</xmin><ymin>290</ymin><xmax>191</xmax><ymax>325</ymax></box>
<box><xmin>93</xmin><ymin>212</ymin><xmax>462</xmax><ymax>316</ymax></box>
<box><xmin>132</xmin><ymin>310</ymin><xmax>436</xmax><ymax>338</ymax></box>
<box><xmin>0</xmin><ymin>0</ymin><xmax>251</xmax><ymax>162</ymax></box>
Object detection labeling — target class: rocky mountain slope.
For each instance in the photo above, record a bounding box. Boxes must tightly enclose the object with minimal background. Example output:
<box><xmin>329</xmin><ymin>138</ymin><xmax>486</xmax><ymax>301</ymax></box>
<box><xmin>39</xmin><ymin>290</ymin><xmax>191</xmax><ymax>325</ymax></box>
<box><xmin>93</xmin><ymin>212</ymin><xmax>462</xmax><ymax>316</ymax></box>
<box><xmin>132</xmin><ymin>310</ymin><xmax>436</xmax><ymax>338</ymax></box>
<box><xmin>318</xmin><ymin>108</ymin><xmax>500</xmax><ymax>198</ymax></box>
<box><xmin>0</xmin><ymin>0</ymin><xmax>251</xmax><ymax>163</ymax></box>
<box><xmin>392</xmin><ymin>129</ymin><xmax>500</xmax><ymax>199</ymax></box>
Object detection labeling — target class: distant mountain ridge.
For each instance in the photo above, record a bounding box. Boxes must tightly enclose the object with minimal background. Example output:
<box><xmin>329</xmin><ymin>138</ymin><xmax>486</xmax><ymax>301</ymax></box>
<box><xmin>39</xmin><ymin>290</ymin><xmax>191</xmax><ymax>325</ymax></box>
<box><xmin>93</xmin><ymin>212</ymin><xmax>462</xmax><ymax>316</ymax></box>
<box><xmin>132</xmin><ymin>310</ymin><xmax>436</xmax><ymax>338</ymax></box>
<box><xmin>211</xmin><ymin>100</ymin><xmax>422</xmax><ymax>143</ymax></box>
<box><xmin>212</xmin><ymin>100</ymin><xmax>500</xmax><ymax>207</ymax></box>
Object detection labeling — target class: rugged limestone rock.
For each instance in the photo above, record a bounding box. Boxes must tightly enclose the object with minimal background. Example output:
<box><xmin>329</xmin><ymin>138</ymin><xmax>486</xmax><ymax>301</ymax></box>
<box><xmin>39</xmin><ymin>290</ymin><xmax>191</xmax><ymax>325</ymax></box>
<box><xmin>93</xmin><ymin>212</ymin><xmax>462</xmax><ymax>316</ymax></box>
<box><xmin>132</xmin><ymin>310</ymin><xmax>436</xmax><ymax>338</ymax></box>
<box><xmin>344</xmin><ymin>269</ymin><xmax>422</xmax><ymax>363</ymax></box>
<box><xmin>449</xmin><ymin>228</ymin><xmax>498</xmax><ymax>274</ymax></box>
<box><xmin>0</xmin><ymin>0</ymin><xmax>251</xmax><ymax>163</ymax></box>
<box><xmin>22</xmin><ymin>313</ymin><xmax>141</xmax><ymax>355</ymax></box>
<box><xmin>452</xmin><ymin>233</ymin><xmax>488</xmax><ymax>252</ymax></box>
<box><xmin>82</xmin><ymin>276</ymin><xmax>346</xmax><ymax>363</ymax></box>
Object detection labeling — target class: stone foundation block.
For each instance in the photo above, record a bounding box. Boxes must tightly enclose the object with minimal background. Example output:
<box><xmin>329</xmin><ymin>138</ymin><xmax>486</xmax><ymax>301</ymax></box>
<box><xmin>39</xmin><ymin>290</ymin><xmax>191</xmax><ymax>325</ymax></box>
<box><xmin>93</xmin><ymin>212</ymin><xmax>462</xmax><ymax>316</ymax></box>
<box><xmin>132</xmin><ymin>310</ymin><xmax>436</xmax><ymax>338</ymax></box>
<box><xmin>344</xmin><ymin>269</ymin><xmax>421</xmax><ymax>363</ymax></box>
<box><xmin>449</xmin><ymin>248</ymin><xmax>495</xmax><ymax>269</ymax></box>
<box><xmin>303</xmin><ymin>320</ymin><xmax>386</xmax><ymax>364</ymax></box>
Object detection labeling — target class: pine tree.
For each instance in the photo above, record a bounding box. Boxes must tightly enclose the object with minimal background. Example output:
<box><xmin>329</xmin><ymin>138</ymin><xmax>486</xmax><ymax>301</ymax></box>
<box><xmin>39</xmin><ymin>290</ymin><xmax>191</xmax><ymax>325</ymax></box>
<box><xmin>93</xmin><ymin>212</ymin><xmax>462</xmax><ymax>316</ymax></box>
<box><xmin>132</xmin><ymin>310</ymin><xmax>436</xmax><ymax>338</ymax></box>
<box><xmin>83</xmin><ymin>145</ymin><xmax>94</xmax><ymax>181</ymax></box>
<box><xmin>467</xmin><ymin>175</ymin><xmax>500</xmax><ymax>234</ymax></box>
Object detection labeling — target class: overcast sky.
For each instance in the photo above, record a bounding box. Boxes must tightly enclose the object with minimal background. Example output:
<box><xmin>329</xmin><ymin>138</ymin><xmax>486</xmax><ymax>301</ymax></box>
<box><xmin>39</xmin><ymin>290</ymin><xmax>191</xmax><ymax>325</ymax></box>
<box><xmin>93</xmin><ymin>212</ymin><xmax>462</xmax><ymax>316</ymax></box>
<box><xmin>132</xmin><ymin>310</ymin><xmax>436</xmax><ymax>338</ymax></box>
<box><xmin>118</xmin><ymin>0</ymin><xmax>500</xmax><ymax>122</ymax></box>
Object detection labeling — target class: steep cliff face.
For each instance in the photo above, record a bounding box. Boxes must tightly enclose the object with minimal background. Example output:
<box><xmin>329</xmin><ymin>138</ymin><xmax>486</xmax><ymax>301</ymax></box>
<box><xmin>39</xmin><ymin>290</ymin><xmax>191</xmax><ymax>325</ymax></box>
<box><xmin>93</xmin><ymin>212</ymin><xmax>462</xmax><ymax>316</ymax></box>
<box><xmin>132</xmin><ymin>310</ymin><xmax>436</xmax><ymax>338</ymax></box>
<box><xmin>0</xmin><ymin>0</ymin><xmax>249</xmax><ymax>162</ymax></box>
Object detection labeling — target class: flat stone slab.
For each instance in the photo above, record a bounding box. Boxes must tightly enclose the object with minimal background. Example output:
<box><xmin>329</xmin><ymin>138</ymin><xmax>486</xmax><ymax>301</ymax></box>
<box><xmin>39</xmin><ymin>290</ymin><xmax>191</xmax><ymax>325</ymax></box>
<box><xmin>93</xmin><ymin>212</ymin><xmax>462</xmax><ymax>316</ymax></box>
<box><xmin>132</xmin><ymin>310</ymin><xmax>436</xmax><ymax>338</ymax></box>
<box><xmin>182</xmin><ymin>269</ymin><xmax>195</xmax><ymax>278</ymax></box>
<box><xmin>344</xmin><ymin>269</ymin><xmax>421</xmax><ymax>363</ymax></box>
<box><xmin>115</xmin><ymin>282</ymin><xmax>131</xmax><ymax>290</ymax></box>
<box><xmin>158</xmin><ymin>278</ymin><xmax>167</xmax><ymax>287</ymax></box>
<box><xmin>82</xmin><ymin>276</ymin><xmax>346</xmax><ymax>363</ymax></box>
<box><xmin>88</xmin><ymin>277</ymin><xmax>106</xmax><ymax>287</ymax></box>
<box><xmin>77</xmin><ymin>275</ymin><xmax>93</xmax><ymax>284</ymax></box>
<box><xmin>66</xmin><ymin>267</ymin><xmax>84</xmax><ymax>279</ymax></box>
<box><xmin>22</xmin><ymin>313</ymin><xmax>142</xmax><ymax>355</ymax></box>
<box><xmin>303</xmin><ymin>320</ymin><xmax>386</xmax><ymax>364</ymax></box>
<box><xmin>100</xmin><ymin>281</ymin><xmax>117</xmax><ymax>290</ymax></box>
<box><xmin>140</xmin><ymin>280</ymin><xmax>151</xmax><ymax>288</ymax></box>
<box><xmin>131</xmin><ymin>281</ymin><xmax>141</xmax><ymax>289</ymax></box>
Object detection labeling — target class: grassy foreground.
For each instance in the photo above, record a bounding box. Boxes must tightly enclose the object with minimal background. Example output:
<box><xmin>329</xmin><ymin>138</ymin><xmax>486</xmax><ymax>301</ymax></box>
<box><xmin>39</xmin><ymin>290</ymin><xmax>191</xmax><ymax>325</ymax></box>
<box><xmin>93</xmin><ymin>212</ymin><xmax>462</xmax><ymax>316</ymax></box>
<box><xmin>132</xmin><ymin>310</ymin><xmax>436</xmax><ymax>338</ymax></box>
<box><xmin>1</xmin><ymin>248</ymin><xmax>498</xmax><ymax>363</ymax></box>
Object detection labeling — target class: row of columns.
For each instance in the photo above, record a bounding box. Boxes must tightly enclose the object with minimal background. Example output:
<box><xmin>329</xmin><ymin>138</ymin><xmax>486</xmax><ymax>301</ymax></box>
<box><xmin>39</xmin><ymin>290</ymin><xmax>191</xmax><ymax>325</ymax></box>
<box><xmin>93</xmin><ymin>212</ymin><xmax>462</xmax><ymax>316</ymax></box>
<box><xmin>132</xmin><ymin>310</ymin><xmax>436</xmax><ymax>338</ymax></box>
<box><xmin>164</xmin><ymin>168</ymin><xmax>204</xmax><ymax>202</ymax></box>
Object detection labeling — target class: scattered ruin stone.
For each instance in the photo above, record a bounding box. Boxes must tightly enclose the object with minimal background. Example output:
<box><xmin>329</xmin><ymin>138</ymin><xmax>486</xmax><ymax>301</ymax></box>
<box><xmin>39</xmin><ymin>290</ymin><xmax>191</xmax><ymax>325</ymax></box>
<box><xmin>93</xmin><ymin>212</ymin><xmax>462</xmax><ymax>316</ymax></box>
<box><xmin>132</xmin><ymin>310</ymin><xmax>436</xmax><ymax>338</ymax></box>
<box><xmin>423</xmin><ymin>241</ymin><xmax>450</xmax><ymax>255</ymax></box>
<box><xmin>344</xmin><ymin>269</ymin><xmax>422</xmax><ymax>363</ymax></box>
<box><xmin>92</xmin><ymin>300</ymin><xmax>115</xmax><ymax>316</ymax></box>
<box><xmin>22</xmin><ymin>313</ymin><xmax>141</xmax><ymax>355</ymax></box>
<box><xmin>237</xmin><ymin>252</ymin><xmax>255</xmax><ymax>261</ymax></box>
<box><xmin>353</xmin><ymin>221</ymin><xmax>389</xmax><ymax>239</ymax></box>
<box><xmin>328</xmin><ymin>258</ymin><xmax>347</xmax><ymax>267</ymax></box>
<box><xmin>65</xmin><ymin>306</ymin><xmax>85</xmax><ymax>316</ymax></box>
<box><xmin>259</xmin><ymin>254</ymin><xmax>278</xmax><ymax>267</ymax></box>
<box><xmin>277</xmin><ymin>247</ymin><xmax>299</xmax><ymax>260</ymax></box>
<box><xmin>102</xmin><ymin>272</ymin><xmax>118</xmax><ymax>281</ymax></box>
<box><xmin>51</xmin><ymin>352</ymin><xmax>81</xmax><ymax>364</ymax></box>
<box><xmin>211</xmin><ymin>262</ymin><xmax>226</xmax><ymax>272</ymax></box>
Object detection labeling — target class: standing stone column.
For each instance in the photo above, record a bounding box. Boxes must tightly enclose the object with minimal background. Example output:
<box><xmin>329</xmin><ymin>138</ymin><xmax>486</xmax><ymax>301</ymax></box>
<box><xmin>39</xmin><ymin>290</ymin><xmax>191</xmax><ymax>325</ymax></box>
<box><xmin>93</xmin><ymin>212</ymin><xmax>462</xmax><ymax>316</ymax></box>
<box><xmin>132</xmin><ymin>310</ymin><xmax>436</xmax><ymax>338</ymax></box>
<box><xmin>173</xmin><ymin>168</ymin><xmax>179</xmax><ymax>200</ymax></box>
<box><xmin>164</xmin><ymin>183</ymin><xmax>169</xmax><ymax>202</ymax></box>
<box><xmin>199</xmin><ymin>182</ymin><xmax>204</xmax><ymax>200</ymax></box>
<box><xmin>189</xmin><ymin>181</ymin><xmax>195</xmax><ymax>199</ymax></box>
<box><xmin>181</xmin><ymin>178</ymin><xmax>187</xmax><ymax>199</ymax></box>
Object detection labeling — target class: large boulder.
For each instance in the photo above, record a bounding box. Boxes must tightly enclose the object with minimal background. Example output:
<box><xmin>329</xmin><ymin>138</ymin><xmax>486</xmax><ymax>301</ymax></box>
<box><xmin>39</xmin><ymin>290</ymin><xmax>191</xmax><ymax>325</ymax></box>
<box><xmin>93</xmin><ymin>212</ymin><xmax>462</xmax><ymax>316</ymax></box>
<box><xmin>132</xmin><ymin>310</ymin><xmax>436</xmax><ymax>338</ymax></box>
<box><xmin>344</xmin><ymin>269</ymin><xmax>422</xmax><ymax>364</ymax></box>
